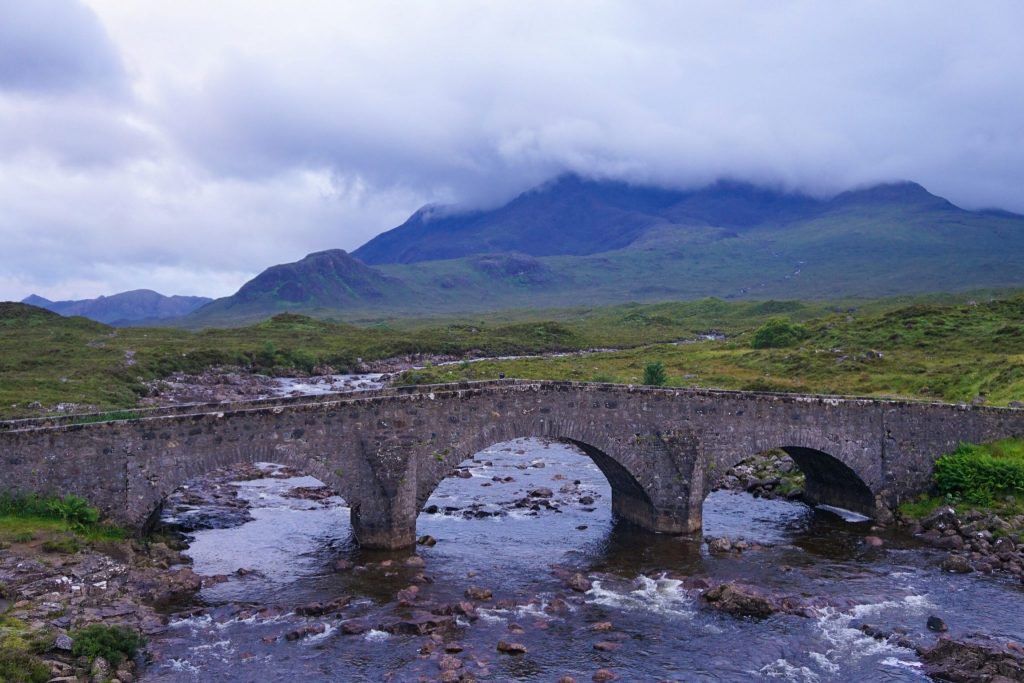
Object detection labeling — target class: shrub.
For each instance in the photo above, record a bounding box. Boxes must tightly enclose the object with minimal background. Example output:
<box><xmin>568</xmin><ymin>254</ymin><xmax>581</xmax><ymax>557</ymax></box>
<box><xmin>750</xmin><ymin>319</ymin><xmax>809</xmax><ymax>349</ymax></box>
<box><xmin>934</xmin><ymin>440</ymin><xmax>1024</xmax><ymax>505</ymax></box>
<box><xmin>0</xmin><ymin>650</ymin><xmax>50</xmax><ymax>683</ymax></box>
<box><xmin>70</xmin><ymin>624</ymin><xmax>144</xmax><ymax>667</ymax></box>
<box><xmin>46</xmin><ymin>495</ymin><xmax>99</xmax><ymax>530</ymax></box>
<box><xmin>642</xmin><ymin>361</ymin><xmax>668</xmax><ymax>386</ymax></box>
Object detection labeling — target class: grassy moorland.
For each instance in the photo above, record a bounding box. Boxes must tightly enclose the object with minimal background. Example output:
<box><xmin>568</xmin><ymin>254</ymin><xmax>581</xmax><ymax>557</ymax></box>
<box><xmin>0</xmin><ymin>290</ymin><xmax>1022</xmax><ymax>419</ymax></box>
<box><xmin>398</xmin><ymin>294</ymin><xmax>1024</xmax><ymax>406</ymax></box>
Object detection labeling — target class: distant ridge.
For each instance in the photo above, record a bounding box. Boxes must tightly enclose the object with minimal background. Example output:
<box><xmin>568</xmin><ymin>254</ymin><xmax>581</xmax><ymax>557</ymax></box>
<box><xmin>352</xmin><ymin>175</ymin><xmax>888</xmax><ymax>265</ymax></box>
<box><xmin>21</xmin><ymin>289</ymin><xmax>212</xmax><ymax>325</ymax></box>
<box><xmin>168</xmin><ymin>176</ymin><xmax>1024</xmax><ymax>326</ymax></box>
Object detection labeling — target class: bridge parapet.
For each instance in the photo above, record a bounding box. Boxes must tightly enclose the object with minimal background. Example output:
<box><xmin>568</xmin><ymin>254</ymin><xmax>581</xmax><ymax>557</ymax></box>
<box><xmin>1</xmin><ymin>381</ymin><xmax>1021</xmax><ymax>549</ymax></box>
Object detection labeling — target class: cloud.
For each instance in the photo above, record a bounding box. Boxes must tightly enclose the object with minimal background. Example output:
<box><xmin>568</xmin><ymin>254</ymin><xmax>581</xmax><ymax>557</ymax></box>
<box><xmin>0</xmin><ymin>0</ymin><xmax>127</xmax><ymax>97</ymax></box>
<box><xmin>1</xmin><ymin>0</ymin><xmax>1023</xmax><ymax>300</ymax></box>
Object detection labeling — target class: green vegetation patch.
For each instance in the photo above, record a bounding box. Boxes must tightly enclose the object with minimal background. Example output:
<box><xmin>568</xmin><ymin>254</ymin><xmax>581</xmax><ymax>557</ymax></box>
<box><xmin>0</xmin><ymin>493</ymin><xmax>125</xmax><ymax>546</ymax></box>
<box><xmin>750</xmin><ymin>319</ymin><xmax>809</xmax><ymax>349</ymax></box>
<box><xmin>642</xmin><ymin>361</ymin><xmax>668</xmax><ymax>386</ymax></box>
<box><xmin>70</xmin><ymin>624</ymin><xmax>144</xmax><ymax>667</ymax></box>
<box><xmin>934</xmin><ymin>439</ymin><xmax>1024</xmax><ymax>505</ymax></box>
<box><xmin>0</xmin><ymin>615</ymin><xmax>49</xmax><ymax>683</ymax></box>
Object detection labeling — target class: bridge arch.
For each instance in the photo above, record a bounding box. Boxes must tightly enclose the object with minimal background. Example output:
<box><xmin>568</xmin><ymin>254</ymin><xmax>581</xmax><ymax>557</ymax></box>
<box><xmin>402</xmin><ymin>416</ymin><xmax>694</xmax><ymax>550</ymax></box>
<box><xmin>703</xmin><ymin>440</ymin><xmax>877</xmax><ymax>526</ymax></box>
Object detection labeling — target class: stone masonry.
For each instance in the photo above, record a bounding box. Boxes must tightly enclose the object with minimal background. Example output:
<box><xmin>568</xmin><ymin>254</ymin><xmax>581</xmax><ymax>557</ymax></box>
<box><xmin>1</xmin><ymin>380</ymin><xmax>1022</xmax><ymax>549</ymax></box>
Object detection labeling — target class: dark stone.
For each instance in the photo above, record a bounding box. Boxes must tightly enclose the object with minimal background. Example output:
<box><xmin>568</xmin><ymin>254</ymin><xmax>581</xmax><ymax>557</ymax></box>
<box><xmin>920</xmin><ymin>637</ymin><xmax>1024</xmax><ymax>682</ymax></box>
<box><xmin>927</xmin><ymin>615</ymin><xmax>949</xmax><ymax>632</ymax></box>
<box><xmin>702</xmin><ymin>583</ymin><xmax>777</xmax><ymax>619</ymax></box>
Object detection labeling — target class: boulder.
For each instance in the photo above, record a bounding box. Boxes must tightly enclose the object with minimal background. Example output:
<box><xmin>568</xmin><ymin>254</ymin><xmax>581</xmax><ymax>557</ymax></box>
<box><xmin>942</xmin><ymin>555</ymin><xmax>975</xmax><ymax>574</ymax></box>
<box><xmin>465</xmin><ymin>586</ymin><xmax>493</xmax><ymax>601</ymax></box>
<box><xmin>919</xmin><ymin>637</ymin><xmax>1024</xmax><ymax>682</ymax></box>
<box><xmin>702</xmin><ymin>583</ymin><xmax>777</xmax><ymax>619</ymax></box>
<box><xmin>567</xmin><ymin>573</ymin><xmax>591</xmax><ymax>593</ymax></box>
<box><xmin>496</xmin><ymin>640</ymin><xmax>528</xmax><ymax>654</ymax></box>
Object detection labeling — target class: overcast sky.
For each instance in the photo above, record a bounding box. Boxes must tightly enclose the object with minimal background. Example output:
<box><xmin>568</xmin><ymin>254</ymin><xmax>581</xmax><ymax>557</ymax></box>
<box><xmin>1</xmin><ymin>1</ymin><xmax>1023</xmax><ymax>301</ymax></box>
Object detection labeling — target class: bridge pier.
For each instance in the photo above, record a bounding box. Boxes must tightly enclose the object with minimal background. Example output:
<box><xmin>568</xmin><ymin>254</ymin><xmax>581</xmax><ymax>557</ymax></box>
<box><xmin>612</xmin><ymin>492</ymin><xmax>697</xmax><ymax>534</ymax></box>
<box><xmin>350</xmin><ymin>503</ymin><xmax>417</xmax><ymax>550</ymax></box>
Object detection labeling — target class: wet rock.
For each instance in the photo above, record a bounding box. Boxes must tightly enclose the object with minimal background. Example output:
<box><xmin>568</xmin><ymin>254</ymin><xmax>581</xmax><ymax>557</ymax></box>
<box><xmin>567</xmin><ymin>573</ymin><xmax>591</xmax><ymax>593</ymax></box>
<box><xmin>529</xmin><ymin>487</ymin><xmax>554</xmax><ymax>498</ymax></box>
<box><xmin>863</xmin><ymin>535</ymin><xmax>884</xmax><ymax>547</ymax></box>
<box><xmin>332</xmin><ymin>558</ymin><xmax>353</xmax><ymax>572</ymax></box>
<box><xmin>545</xmin><ymin>597</ymin><xmax>570</xmax><ymax>615</ymax></box>
<box><xmin>922</xmin><ymin>506</ymin><xmax>960</xmax><ymax>532</ymax></box>
<box><xmin>285</xmin><ymin>623</ymin><xmax>326</xmax><ymax>641</ymax></box>
<box><xmin>496</xmin><ymin>640</ymin><xmax>528</xmax><ymax>654</ymax></box>
<box><xmin>405</xmin><ymin>555</ymin><xmax>426</xmax><ymax>568</ymax></box>
<box><xmin>295</xmin><ymin>595</ymin><xmax>351</xmax><ymax>616</ymax></box>
<box><xmin>594</xmin><ymin>641</ymin><xmax>620</xmax><ymax>651</ymax></box>
<box><xmin>592</xmin><ymin>670</ymin><xmax>617</xmax><ymax>682</ymax></box>
<box><xmin>439</xmin><ymin>654</ymin><xmax>462</xmax><ymax>671</ymax></box>
<box><xmin>942</xmin><ymin>555</ymin><xmax>975</xmax><ymax>573</ymax></box>
<box><xmin>934</xmin><ymin>534</ymin><xmax>965</xmax><ymax>551</ymax></box>
<box><xmin>579</xmin><ymin>496</ymin><xmax>595</xmax><ymax>505</ymax></box>
<box><xmin>339</xmin><ymin>619</ymin><xmax>369</xmax><ymax>635</ymax></box>
<box><xmin>396</xmin><ymin>585</ymin><xmax>419</xmax><ymax>603</ymax></box>
<box><xmin>919</xmin><ymin>636</ymin><xmax>1024</xmax><ymax>682</ymax></box>
<box><xmin>702</xmin><ymin>583</ymin><xmax>777</xmax><ymax>619</ymax></box>
<box><xmin>591</xmin><ymin>621</ymin><xmax>614</xmax><ymax>632</ymax></box>
<box><xmin>384</xmin><ymin>612</ymin><xmax>454</xmax><ymax>636</ymax></box>
<box><xmin>443</xmin><ymin>601</ymin><xmax>479</xmax><ymax>620</ymax></box>
<box><xmin>418</xmin><ymin>535</ymin><xmax>438</xmax><ymax>547</ymax></box>
<box><xmin>707</xmin><ymin>537</ymin><xmax>732</xmax><ymax>553</ymax></box>
<box><xmin>557</xmin><ymin>677</ymin><xmax>577</xmax><ymax>683</ymax></box>
<box><xmin>927</xmin><ymin>615</ymin><xmax>949</xmax><ymax>632</ymax></box>
<box><xmin>465</xmin><ymin>586</ymin><xmax>493</xmax><ymax>601</ymax></box>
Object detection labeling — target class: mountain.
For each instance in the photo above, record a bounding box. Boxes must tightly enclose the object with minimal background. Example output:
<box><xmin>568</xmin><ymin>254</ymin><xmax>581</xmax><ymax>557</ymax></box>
<box><xmin>22</xmin><ymin>289</ymin><xmax>212</xmax><ymax>325</ymax></box>
<box><xmin>185</xmin><ymin>249</ymin><xmax>414</xmax><ymax>326</ymax></box>
<box><xmin>353</xmin><ymin>175</ymin><xmax>825</xmax><ymax>265</ymax></box>
<box><xmin>177</xmin><ymin>177</ymin><xmax>1024</xmax><ymax>326</ymax></box>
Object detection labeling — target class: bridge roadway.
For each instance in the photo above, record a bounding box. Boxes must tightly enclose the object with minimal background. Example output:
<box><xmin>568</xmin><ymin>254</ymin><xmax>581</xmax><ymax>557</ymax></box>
<box><xmin>2</xmin><ymin>380</ymin><xmax>1022</xmax><ymax>549</ymax></box>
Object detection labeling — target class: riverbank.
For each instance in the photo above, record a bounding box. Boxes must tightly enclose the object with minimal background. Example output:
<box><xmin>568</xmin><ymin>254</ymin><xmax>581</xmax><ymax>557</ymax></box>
<box><xmin>0</xmin><ymin>526</ymin><xmax>200</xmax><ymax>681</ymax></box>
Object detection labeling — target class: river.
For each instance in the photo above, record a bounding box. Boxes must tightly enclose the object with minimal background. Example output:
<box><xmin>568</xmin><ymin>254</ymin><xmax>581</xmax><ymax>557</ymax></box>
<box><xmin>144</xmin><ymin>438</ymin><xmax>1024</xmax><ymax>682</ymax></box>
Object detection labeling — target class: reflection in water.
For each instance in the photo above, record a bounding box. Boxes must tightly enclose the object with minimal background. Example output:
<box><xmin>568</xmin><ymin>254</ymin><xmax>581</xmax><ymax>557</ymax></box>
<box><xmin>147</xmin><ymin>438</ymin><xmax>1024</xmax><ymax>682</ymax></box>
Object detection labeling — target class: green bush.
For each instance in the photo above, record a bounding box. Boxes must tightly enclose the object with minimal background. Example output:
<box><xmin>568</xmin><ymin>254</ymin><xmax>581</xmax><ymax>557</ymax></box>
<box><xmin>0</xmin><ymin>650</ymin><xmax>50</xmax><ymax>683</ymax></box>
<box><xmin>46</xmin><ymin>495</ymin><xmax>99</xmax><ymax>530</ymax></box>
<box><xmin>70</xmin><ymin>624</ymin><xmax>144</xmax><ymax>666</ymax></box>
<box><xmin>642</xmin><ymin>361</ymin><xmax>668</xmax><ymax>386</ymax></box>
<box><xmin>934</xmin><ymin>440</ymin><xmax>1024</xmax><ymax>505</ymax></box>
<box><xmin>750</xmin><ymin>318</ymin><xmax>809</xmax><ymax>349</ymax></box>
<box><xmin>0</xmin><ymin>493</ymin><xmax>101</xmax><ymax>531</ymax></box>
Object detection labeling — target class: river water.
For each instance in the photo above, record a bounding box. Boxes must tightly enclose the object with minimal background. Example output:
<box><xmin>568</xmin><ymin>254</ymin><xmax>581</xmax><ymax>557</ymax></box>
<box><xmin>145</xmin><ymin>438</ymin><xmax>1024</xmax><ymax>682</ymax></box>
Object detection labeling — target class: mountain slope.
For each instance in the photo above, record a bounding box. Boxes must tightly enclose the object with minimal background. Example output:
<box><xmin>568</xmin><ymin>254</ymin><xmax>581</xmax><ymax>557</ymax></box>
<box><xmin>177</xmin><ymin>178</ymin><xmax>1024</xmax><ymax>326</ymax></box>
<box><xmin>186</xmin><ymin>249</ymin><xmax>415</xmax><ymax>326</ymax></box>
<box><xmin>22</xmin><ymin>290</ymin><xmax>212</xmax><ymax>325</ymax></box>
<box><xmin>353</xmin><ymin>175</ymin><xmax>826</xmax><ymax>265</ymax></box>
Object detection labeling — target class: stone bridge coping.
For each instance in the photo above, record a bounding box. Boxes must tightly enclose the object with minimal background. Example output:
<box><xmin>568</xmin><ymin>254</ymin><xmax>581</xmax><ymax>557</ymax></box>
<box><xmin>1</xmin><ymin>378</ymin><xmax>1019</xmax><ymax>436</ymax></box>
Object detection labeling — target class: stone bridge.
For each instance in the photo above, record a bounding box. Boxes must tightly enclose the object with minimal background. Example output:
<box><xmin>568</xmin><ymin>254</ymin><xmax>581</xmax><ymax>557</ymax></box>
<box><xmin>1</xmin><ymin>380</ymin><xmax>1022</xmax><ymax>549</ymax></box>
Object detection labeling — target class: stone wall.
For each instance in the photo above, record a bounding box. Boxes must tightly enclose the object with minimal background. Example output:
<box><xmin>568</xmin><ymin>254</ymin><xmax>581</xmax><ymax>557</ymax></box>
<box><xmin>1</xmin><ymin>380</ymin><xmax>1022</xmax><ymax>549</ymax></box>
